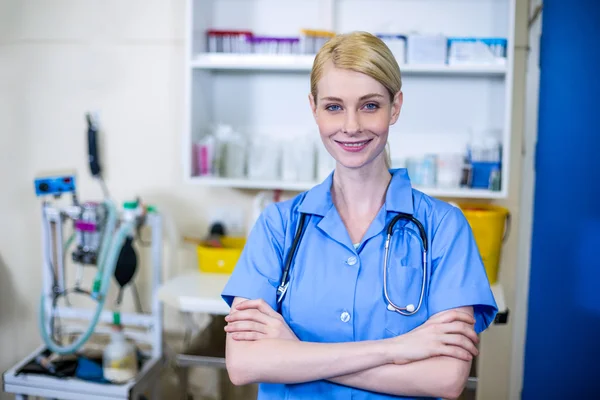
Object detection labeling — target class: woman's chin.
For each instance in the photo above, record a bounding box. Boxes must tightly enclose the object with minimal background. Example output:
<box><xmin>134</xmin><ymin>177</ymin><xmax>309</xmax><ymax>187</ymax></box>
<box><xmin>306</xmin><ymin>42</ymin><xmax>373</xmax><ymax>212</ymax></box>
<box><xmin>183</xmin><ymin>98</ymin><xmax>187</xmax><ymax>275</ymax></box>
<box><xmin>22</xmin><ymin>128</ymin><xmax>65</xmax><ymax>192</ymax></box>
<box><xmin>333</xmin><ymin>150</ymin><xmax>388</xmax><ymax>171</ymax></box>
<box><xmin>335</xmin><ymin>155</ymin><xmax>371</xmax><ymax>170</ymax></box>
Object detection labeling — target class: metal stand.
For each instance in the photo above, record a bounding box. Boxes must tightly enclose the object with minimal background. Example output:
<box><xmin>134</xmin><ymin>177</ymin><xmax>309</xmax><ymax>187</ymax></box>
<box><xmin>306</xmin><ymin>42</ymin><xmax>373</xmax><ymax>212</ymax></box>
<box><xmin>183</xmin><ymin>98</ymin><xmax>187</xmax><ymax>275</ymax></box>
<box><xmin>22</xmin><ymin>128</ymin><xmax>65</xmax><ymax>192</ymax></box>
<box><xmin>3</xmin><ymin>209</ymin><xmax>165</xmax><ymax>400</ymax></box>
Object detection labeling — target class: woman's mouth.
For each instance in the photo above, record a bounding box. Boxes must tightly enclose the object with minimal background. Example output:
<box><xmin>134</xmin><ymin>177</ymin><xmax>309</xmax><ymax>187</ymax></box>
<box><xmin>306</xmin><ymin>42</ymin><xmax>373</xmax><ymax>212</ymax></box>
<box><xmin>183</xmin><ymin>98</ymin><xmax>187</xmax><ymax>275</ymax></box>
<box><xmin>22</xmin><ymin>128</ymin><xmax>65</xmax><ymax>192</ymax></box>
<box><xmin>335</xmin><ymin>139</ymin><xmax>372</xmax><ymax>152</ymax></box>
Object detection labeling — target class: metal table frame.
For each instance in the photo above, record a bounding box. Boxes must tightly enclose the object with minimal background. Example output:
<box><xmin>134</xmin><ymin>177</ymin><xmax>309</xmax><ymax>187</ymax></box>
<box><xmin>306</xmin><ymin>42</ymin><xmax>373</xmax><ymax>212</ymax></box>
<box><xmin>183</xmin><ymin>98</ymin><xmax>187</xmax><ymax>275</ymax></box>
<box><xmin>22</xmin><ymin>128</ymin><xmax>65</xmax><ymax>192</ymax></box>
<box><xmin>3</xmin><ymin>212</ymin><xmax>166</xmax><ymax>400</ymax></box>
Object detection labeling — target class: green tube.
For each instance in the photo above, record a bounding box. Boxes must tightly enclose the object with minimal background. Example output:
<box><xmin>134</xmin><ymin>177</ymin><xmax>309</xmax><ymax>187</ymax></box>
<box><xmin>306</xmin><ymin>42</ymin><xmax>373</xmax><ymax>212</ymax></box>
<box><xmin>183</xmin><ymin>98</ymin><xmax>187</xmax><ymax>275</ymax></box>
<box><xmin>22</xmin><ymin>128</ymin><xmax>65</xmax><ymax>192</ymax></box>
<box><xmin>39</xmin><ymin>218</ymin><xmax>135</xmax><ymax>355</ymax></box>
<box><xmin>93</xmin><ymin>200</ymin><xmax>118</xmax><ymax>292</ymax></box>
<box><xmin>63</xmin><ymin>233</ymin><xmax>75</xmax><ymax>253</ymax></box>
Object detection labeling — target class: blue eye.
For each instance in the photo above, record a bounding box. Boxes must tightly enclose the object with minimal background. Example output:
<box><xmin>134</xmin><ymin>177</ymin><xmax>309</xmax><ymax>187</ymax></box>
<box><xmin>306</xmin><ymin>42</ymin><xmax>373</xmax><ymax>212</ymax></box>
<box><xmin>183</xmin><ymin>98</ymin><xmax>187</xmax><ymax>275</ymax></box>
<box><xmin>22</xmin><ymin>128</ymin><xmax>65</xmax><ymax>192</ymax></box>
<box><xmin>326</xmin><ymin>104</ymin><xmax>342</xmax><ymax>112</ymax></box>
<box><xmin>364</xmin><ymin>103</ymin><xmax>379</xmax><ymax>110</ymax></box>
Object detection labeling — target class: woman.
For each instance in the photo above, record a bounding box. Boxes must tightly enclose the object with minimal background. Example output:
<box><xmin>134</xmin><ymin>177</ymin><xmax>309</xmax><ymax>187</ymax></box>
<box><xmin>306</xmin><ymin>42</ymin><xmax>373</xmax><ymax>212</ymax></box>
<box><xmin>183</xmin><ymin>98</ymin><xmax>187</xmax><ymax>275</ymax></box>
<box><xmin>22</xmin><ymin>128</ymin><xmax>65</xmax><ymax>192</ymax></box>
<box><xmin>220</xmin><ymin>31</ymin><xmax>497</xmax><ymax>400</ymax></box>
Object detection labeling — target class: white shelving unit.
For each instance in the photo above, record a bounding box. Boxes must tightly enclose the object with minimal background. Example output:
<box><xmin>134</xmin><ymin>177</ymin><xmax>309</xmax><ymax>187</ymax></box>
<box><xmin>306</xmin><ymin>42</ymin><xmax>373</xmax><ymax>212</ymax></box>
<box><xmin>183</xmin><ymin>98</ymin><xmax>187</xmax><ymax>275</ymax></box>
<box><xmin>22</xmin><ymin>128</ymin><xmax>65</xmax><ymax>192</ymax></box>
<box><xmin>188</xmin><ymin>176</ymin><xmax>506</xmax><ymax>199</ymax></box>
<box><xmin>191</xmin><ymin>53</ymin><xmax>508</xmax><ymax>76</ymax></box>
<box><xmin>183</xmin><ymin>0</ymin><xmax>516</xmax><ymax>200</ymax></box>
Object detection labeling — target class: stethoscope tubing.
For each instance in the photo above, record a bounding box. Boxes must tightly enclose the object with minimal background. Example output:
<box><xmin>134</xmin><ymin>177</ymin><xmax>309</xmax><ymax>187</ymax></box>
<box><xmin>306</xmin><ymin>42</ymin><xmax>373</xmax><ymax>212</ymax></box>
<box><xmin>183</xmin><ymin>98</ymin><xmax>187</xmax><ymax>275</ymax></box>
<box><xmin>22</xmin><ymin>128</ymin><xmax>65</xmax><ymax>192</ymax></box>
<box><xmin>383</xmin><ymin>232</ymin><xmax>427</xmax><ymax>315</ymax></box>
<box><xmin>277</xmin><ymin>211</ymin><xmax>428</xmax><ymax>317</ymax></box>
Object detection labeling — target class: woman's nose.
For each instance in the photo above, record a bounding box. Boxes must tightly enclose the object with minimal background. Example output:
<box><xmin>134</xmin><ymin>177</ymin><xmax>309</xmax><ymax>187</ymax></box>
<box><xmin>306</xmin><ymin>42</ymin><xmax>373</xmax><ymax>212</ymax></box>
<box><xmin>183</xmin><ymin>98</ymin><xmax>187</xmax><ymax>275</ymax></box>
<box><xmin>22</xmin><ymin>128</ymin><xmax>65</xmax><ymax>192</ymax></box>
<box><xmin>343</xmin><ymin>111</ymin><xmax>361</xmax><ymax>134</ymax></box>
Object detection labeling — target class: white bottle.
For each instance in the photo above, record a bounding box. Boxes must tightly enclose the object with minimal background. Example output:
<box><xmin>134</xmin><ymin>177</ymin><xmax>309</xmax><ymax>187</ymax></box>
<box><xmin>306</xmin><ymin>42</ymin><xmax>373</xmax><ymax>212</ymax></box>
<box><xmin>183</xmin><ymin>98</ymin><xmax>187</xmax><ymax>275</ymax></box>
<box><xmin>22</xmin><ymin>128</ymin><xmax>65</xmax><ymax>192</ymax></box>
<box><xmin>103</xmin><ymin>324</ymin><xmax>138</xmax><ymax>383</ymax></box>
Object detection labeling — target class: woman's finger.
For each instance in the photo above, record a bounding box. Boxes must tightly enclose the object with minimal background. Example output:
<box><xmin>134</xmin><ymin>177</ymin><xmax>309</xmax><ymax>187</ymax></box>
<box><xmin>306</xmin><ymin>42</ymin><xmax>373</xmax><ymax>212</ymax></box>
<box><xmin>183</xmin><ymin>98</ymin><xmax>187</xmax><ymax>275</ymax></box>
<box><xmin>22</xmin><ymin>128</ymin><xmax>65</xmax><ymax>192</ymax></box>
<box><xmin>429</xmin><ymin>310</ymin><xmax>475</xmax><ymax>326</ymax></box>
<box><xmin>226</xmin><ymin>309</ymin><xmax>271</xmax><ymax>324</ymax></box>
<box><xmin>236</xmin><ymin>299</ymin><xmax>279</xmax><ymax>318</ymax></box>
<box><xmin>224</xmin><ymin>321</ymin><xmax>267</xmax><ymax>334</ymax></box>
<box><xmin>231</xmin><ymin>331</ymin><xmax>265</xmax><ymax>341</ymax></box>
<box><xmin>234</xmin><ymin>299</ymin><xmax>261</xmax><ymax>310</ymax></box>
<box><xmin>440</xmin><ymin>334</ymin><xmax>479</xmax><ymax>357</ymax></box>
<box><xmin>438</xmin><ymin>344</ymin><xmax>473</xmax><ymax>362</ymax></box>
<box><xmin>441</xmin><ymin>322</ymin><xmax>479</xmax><ymax>344</ymax></box>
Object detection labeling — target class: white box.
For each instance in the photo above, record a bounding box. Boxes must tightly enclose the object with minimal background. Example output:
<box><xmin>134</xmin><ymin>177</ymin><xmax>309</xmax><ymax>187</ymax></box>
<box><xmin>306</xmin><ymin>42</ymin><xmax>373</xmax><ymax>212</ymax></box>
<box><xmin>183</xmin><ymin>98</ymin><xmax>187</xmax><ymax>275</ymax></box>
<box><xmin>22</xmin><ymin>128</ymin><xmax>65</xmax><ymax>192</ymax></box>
<box><xmin>406</xmin><ymin>34</ymin><xmax>448</xmax><ymax>65</ymax></box>
<box><xmin>447</xmin><ymin>37</ymin><xmax>508</xmax><ymax>65</ymax></box>
<box><xmin>377</xmin><ymin>34</ymin><xmax>407</xmax><ymax>65</ymax></box>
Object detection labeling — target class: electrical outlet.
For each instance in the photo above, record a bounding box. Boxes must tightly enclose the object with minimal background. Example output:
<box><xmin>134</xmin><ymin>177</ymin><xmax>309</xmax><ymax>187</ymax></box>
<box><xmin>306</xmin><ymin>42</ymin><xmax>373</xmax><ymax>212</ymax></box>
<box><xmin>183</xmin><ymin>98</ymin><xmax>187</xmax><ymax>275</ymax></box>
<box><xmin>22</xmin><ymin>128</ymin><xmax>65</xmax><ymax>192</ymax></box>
<box><xmin>208</xmin><ymin>207</ymin><xmax>245</xmax><ymax>237</ymax></box>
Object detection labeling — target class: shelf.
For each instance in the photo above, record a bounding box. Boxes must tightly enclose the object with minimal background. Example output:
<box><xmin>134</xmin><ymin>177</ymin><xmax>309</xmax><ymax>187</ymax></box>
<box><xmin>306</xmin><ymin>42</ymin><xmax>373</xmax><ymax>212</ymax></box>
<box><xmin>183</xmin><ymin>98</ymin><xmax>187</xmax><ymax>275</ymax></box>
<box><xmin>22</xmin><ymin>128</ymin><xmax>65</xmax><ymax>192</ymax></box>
<box><xmin>188</xmin><ymin>176</ymin><xmax>505</xmax><ymax>199</ymax></box>
<box><xmin>188</xmin><ymin>176</ymin><xmax>316</xmax><ymax>192</ymax></box>
<box><xmin>191</xmin><ymin>53</ymin><xmax>315</xmax><ymax>71</ymax></box>
<box><xmin>190</xmin><ymin>53</ymin><xmax>507</xmax><ymax>76</ymax></box>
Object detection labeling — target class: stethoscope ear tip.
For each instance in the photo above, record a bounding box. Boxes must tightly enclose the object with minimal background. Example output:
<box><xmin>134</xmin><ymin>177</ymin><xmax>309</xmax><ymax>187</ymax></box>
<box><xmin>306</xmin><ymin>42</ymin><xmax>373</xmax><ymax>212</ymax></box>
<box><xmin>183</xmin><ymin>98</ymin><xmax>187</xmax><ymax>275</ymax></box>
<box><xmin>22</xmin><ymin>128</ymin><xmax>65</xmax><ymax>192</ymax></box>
<box><xmin>406</xmin><ymin>304</ymin><xmax>415</xmax><ymax>313</ymax></box>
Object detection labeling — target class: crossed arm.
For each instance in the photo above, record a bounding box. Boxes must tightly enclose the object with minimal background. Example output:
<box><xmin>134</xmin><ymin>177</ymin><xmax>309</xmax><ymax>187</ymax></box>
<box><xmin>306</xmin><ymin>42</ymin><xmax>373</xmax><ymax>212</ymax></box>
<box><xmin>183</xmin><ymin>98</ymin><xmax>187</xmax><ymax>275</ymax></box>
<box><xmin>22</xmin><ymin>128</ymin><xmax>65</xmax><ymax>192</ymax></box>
<box><xmin>224</xmin><ymin>297</ymin><xmax>478</xmax><ymax>399</ymax></box>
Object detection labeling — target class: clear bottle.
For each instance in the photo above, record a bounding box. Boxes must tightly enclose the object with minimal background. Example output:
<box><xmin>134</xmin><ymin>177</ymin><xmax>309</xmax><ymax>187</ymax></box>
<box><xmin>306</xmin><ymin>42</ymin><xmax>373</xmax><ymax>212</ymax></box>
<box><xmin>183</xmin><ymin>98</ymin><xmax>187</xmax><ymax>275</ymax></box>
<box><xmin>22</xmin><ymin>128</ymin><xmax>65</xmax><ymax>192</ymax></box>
<box><xmin>103</xmin><ymin>324</ymin><xmax>138</xmax><ymax>384</ymax></box>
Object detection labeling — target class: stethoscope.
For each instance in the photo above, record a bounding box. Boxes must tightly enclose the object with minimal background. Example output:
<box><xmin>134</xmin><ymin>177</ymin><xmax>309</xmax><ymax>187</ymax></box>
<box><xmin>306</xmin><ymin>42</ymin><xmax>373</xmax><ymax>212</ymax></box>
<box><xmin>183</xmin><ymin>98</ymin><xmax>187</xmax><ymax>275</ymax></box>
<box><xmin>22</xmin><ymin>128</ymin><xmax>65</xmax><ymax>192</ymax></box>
<box><xmin>276</xmin><ymin>211</ymin><xmax>428</xmax><ymax>316</ymax></box>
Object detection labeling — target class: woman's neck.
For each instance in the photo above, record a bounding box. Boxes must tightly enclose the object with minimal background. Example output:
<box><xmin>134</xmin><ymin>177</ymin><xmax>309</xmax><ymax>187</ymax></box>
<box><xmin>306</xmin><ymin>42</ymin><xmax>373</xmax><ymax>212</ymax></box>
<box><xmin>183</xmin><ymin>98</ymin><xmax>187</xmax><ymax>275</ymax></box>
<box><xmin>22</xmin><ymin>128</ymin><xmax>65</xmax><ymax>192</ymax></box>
<box><xmin>331</xmin><ymin>158</ymin><xmax>392</xmax><ymax>218</ymax></box>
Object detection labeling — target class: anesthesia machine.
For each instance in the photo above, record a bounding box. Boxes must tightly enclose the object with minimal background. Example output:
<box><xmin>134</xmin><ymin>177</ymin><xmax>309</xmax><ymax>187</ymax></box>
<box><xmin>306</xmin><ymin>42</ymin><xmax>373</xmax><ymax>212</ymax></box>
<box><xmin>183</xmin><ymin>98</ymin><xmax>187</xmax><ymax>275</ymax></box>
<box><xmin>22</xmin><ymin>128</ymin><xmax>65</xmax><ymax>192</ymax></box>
<box><xmin>3</xmin><ymin>114</ymin><xmax>165</xmax><ymax>400</ymax></box>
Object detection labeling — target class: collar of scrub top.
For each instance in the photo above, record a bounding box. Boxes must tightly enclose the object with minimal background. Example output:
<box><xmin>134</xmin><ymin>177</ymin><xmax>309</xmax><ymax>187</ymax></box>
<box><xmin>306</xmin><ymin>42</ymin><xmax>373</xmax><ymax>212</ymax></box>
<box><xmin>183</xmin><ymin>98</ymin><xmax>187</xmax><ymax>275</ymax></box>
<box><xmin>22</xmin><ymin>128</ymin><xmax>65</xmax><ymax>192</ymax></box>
<box><xmin>296</xmin><ymin>168</ymin><xmax>415</xmax><ymax>249</ymax></box>
<box><xmin>299</xmin><ymin>168</ymin><xmax>415</xmax><ymax>217</ymax></box>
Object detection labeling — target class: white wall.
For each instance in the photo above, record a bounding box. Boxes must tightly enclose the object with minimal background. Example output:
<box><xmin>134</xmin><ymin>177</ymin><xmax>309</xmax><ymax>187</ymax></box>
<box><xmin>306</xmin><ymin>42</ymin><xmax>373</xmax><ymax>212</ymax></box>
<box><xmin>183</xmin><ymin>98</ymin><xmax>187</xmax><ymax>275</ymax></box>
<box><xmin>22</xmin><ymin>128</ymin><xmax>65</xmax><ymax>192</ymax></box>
<box><xmin>0</xmin><ymin>1</ymin><xmax>530</xmax><ymax>399</ymax></box>
<box><xmin>0</xmin><ymin>2</ymin><xmax>258</xmax><ymax>398</ymax></box>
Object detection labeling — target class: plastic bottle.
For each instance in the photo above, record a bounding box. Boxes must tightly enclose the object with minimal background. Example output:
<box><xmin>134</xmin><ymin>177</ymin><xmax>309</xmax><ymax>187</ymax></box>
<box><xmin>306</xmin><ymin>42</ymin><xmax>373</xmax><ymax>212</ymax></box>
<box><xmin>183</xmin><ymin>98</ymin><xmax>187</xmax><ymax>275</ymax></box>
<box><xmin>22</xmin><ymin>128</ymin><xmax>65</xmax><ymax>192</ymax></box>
<box><xmin>103</xmin><ymin>324</ymin><xmax>138</xmax><ymax>383</ymax></box>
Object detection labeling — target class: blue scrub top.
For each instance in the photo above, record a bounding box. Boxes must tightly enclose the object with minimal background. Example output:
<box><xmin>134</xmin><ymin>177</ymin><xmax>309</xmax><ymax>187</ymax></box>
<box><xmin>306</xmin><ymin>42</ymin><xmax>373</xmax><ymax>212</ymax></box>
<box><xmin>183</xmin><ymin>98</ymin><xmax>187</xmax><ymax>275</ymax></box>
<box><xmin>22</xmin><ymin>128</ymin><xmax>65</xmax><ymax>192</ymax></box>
<box><xmin>222</xmin><ymin>168</ymin><xmax>498</xmax><ymax>400</ymax></box>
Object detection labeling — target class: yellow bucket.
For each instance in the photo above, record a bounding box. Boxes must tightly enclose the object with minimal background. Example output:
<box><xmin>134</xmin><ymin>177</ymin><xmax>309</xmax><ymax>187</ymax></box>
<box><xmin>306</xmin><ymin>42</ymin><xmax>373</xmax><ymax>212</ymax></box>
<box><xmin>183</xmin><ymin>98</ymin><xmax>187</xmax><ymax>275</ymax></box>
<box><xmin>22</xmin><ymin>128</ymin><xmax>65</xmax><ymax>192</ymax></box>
<box><xmin>196</xmin><ymin>236</ymin><xmax>246</xmax><ymax>274</ymax></box>
<box><xmin>459</xmin><ymin>204</ymin><xmax>510</xmax><ymax>285</ymax></box>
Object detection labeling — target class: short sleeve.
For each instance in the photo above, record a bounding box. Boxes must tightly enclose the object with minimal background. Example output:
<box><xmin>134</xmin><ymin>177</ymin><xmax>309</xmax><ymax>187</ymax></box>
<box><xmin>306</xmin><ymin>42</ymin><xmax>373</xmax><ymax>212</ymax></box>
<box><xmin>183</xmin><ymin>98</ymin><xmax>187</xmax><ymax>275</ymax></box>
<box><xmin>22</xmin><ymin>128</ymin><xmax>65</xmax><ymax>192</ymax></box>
<box><xmin>221</xmin><ymin>204</ymin><xmax>286</xmax><ymax>310</ymax></box>
<box><xmin>428</xmin><ymin>206</ymin><xmax>498</xmax><ymax>334</ymax></box>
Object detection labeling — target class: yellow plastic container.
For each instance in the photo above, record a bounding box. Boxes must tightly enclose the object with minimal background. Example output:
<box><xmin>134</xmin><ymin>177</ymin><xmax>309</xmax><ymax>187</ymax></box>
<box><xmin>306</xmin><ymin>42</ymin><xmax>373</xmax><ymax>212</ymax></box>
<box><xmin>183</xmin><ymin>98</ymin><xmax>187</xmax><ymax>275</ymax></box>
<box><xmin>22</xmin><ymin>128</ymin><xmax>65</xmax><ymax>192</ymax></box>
<box><xmin>196</xmin><ymin>236</ymin><xmax>246</xmax><ymax>274</ymax></box>
<box><xmin>459</xmin><ymin>204</ymin><xmax>510</xmax><ymax>285</ymax></box>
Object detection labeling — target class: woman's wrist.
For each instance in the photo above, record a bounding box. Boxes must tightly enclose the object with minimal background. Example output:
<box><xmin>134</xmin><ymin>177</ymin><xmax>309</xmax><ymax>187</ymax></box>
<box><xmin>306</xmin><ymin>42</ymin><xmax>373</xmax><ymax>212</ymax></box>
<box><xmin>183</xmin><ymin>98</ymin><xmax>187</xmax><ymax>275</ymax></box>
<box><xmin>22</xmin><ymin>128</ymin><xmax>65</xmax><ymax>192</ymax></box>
<box><xmin>370</xmin><ymin>338</ymin><xmax>396</xmax><ymax>365</ymax></box>
<box><xmin>379</xmin><ymin>336</ymin><xmax>410</xmax><ymax>365</ymax></box>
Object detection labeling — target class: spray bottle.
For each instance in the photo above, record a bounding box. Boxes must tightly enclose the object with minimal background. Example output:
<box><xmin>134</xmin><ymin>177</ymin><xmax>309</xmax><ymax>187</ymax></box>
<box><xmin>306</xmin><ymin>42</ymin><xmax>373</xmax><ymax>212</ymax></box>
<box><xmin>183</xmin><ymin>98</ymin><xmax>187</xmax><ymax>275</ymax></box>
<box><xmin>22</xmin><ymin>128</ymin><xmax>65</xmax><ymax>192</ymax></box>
<box><xmin>102</xmin><ymin>322</ymin><xmax>138</xmax><ymax>383</ymax></box>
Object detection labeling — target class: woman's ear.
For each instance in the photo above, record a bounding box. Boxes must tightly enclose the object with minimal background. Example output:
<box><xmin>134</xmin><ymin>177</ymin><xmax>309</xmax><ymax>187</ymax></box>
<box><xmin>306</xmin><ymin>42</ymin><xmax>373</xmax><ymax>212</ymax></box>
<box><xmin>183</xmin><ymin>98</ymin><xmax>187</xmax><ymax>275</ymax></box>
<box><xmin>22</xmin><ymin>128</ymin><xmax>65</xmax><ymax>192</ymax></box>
<box><xmin>308</xmin><ymin>93</ymin><xmax>318</xmax><ymax>120</ymax></box>
<box><xmin>389</xmin><ymin>91</ymin><xmax>403</xmax><ymax>125</ymax></box>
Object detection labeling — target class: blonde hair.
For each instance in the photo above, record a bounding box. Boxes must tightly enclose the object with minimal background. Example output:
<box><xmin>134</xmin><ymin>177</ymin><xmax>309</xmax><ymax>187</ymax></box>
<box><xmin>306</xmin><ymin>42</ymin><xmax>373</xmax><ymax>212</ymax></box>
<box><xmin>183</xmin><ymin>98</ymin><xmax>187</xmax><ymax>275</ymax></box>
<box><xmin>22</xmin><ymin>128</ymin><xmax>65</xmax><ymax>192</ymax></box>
<box><xmin>310</xmin><ymin>31</ymin><xmax>402</xmax><ymax>169</ymax></box>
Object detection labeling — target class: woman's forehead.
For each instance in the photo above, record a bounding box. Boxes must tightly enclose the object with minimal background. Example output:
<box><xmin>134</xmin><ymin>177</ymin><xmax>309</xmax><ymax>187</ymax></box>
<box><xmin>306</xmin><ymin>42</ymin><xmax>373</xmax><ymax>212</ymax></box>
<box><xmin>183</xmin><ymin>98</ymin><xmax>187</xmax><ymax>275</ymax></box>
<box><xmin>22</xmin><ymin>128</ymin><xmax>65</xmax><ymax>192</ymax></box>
<box><xmin>317</xmin><ymin>62</ymin><xmax>387</xmax><ymax>99</ymax></box>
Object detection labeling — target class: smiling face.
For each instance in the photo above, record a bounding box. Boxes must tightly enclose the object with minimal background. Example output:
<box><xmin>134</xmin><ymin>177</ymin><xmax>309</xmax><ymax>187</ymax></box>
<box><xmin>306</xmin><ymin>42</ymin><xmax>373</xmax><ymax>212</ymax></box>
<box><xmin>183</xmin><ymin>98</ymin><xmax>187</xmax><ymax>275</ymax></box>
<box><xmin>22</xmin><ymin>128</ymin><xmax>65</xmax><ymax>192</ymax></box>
<box><xmin>309</xmin><ymin>61</ymin><xmax>403</xmax><ymax>171</ymax></box>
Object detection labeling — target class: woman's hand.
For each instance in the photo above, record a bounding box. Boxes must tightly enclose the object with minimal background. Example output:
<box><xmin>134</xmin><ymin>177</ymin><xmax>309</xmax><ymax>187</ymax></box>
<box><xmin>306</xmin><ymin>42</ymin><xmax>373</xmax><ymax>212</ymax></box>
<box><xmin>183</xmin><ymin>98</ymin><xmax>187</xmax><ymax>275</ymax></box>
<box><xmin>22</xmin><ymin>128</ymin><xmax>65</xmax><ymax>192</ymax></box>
<box><xmin>224</xmin><ymin>299</ymin><xmax>298</xmax><ymax>341</ymax></box>
<box><xmin>389</xmin><ymin>309</ymin><xmax>479</xmax><ymax>365</ymax></box>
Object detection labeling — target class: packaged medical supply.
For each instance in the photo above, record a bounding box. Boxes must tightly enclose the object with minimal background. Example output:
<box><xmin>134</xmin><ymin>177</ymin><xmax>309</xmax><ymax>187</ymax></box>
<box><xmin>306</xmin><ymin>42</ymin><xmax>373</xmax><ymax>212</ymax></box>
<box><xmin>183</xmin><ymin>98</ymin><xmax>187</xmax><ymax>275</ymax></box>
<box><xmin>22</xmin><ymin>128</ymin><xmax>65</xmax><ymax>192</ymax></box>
<box><xmin>249</xmin><ymin>37</ymin><xmax>301</xmax><ymax>54</ymax></box>
<box><xmin>460</xmin><ymin>156</ymin><xmax>473</xmax><ymax>188</ymax></box>
<box><xmin>247</xmin><ymin>133</ymin><xmax>281</xmax><ymax>180</ymax></box>
<box><xmin>469</xmin><ymin>133</ymin><xmax>502</xmax><ymax>162</ymax></box>
<box><xmin>214</xmin><ymin>124</ymin><xmax>246</xmax><ymax>179</ymax></box>
<box><xmin>103</xmin><ymin>324</ymin><xmax>138</xmax><ymax>384</ymax></box>
<box><xmin>448</xmin><ymin>37</ymin><xmax>507</xmax><ymax>65</ymax></box>
<box><xmin>207</xmin><ymin>29</ymin><xmax>253</xmax><ymax>53</ymax></box>
<box><xmin>436</xmin><ymin>153</ymin><xmax>464</xmax><ymax>188</ymax></box>
<box><xmin>377</xmin><ymin>34</ymin><xmax>407</xmax><ymax>64</ymax></box>
<box><xmin>468</xmin><ymin>132</ymin><xmax>502</xmax><ymax>190</ymax></box>
<box><xmin>281</xmin><ymin>133</ymin><xmax>316</xmax><ymax>182</ymax></box>
<box><xmin>193</xmin><ymin>135</ymin><xmax>218</xmax><ymax>177</ymax></box>
<box><xmin>406</xmin><ymin>155</ymin><xmax>436</xmax><ymax>187</ymax></box>
<box><xmin>405</xmin><ymin>157</ymin><xmax>419</xmax><ymax>184</ymax></box>
<box><xmin>420</xmin><ymin>155</ymin><xmax>437</xmax><ymax>187</ymax></box>
<box><xmin>406</xmin><ymin>34</ymin><xmax>448</xmax><ymax>64</ymax></box>
<box><xmin>300</xmin><ymin>29</ymin><xmax>336</xmax><ymax>54</ymax></box>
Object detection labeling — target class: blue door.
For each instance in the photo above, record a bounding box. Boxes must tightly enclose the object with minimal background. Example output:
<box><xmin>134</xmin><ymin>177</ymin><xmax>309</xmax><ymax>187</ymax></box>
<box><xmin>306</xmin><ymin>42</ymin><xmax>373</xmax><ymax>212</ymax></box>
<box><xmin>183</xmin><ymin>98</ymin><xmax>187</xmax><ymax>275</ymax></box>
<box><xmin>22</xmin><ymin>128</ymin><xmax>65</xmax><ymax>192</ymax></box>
<box><xmin>522</xmin><ymin>0</ymin><xmax>600</xmax><ymax>397</ymax></box>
